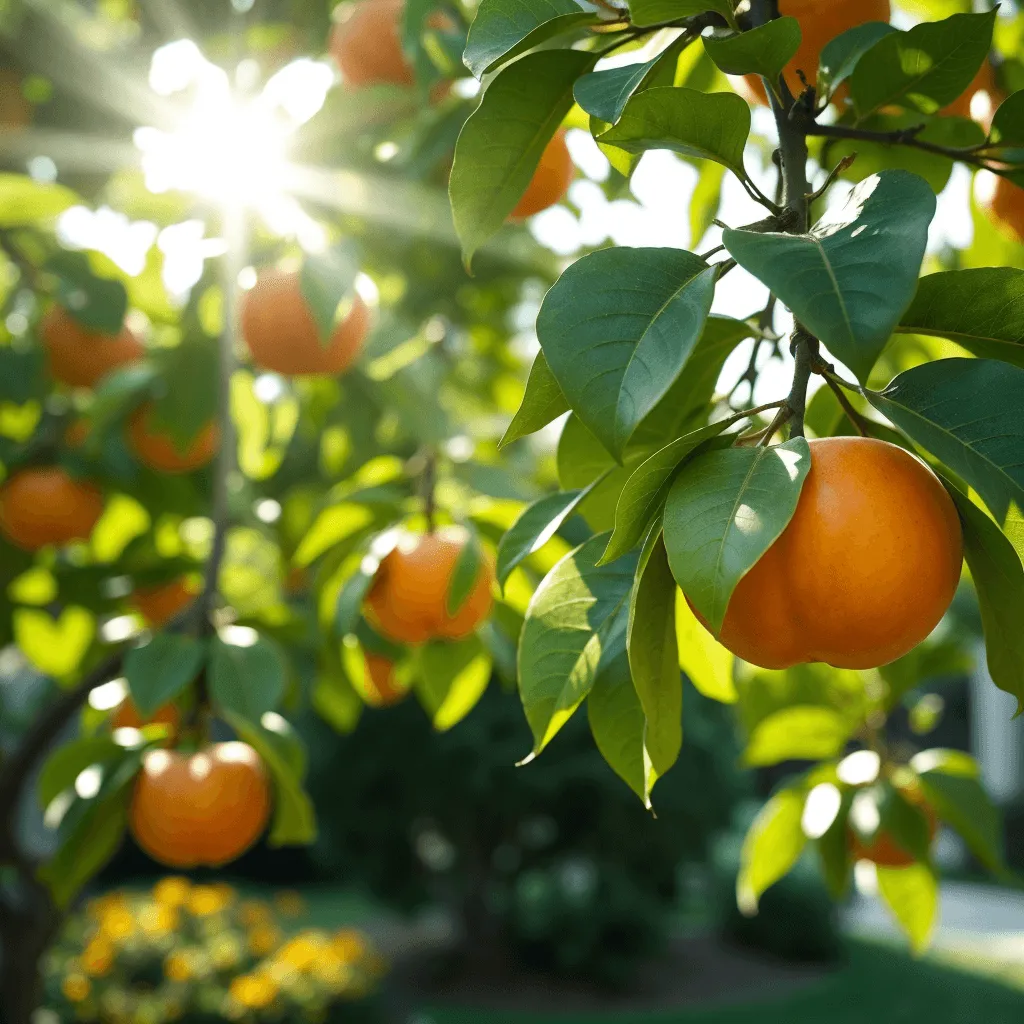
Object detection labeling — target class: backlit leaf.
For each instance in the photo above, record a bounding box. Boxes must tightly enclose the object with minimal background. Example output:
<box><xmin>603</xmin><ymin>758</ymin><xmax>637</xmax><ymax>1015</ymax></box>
<box><xmin>737</xmin><ymin>784</ymin><xmax>807</xmax><ymax>914</ymax></box>
<box><xmin>703</xmin><ymin>19</ymin><xmax>801</xmax><ymax>86</ymax></box>
<box><xmin>499</xmin><ymin>350</ymin><xmax>569</xmax><ymax>448</ymax></box>
<box><xmin>124</xmin><ymin>633</ymin><xmax>205</xmax><ymax>717</ymax></box>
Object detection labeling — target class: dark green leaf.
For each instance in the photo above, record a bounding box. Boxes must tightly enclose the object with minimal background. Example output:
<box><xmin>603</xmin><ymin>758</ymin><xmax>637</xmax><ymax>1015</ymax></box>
<box><xmin>518</xmin><ymin>534</ymin><xmax>638</xmax><ymax>755</ymax></box>
<box><xmin>603</xmin><ymin>418</ymin><xmax>736</xmax><ymax>565</ymax></box>
<box><xmin>877</xmin><ymin>864</ymin><xmax>938</xmax><ymax>953</ymax></box>
<box><xmin>626</xmin><ymin>0</ymin><xmax>736</xmax><ymax>30</ymax></box>
<box><xmin>450</xmin><ymin>48</ymin><xmax>595</xmax><ymax>267</ymax></box>
<box><xmin>869</xmin><ymin>358</ymin><xmax>1024</xmax><ymax>521</ymax></box>
<box><xmin>446</xmin><ymin>528</ymin><xmax>483</xmax><ymax>616</ymax></box>
<box><xmin>989</xmin><ymin>90</ymin><xmax>1024</xmax><ymax>160</ymax></box>
<box><xmin>499</xmin><ymin>350</ymin><xmax>569</xmax><ymax>448</ymax></box>
<box><xmin>334</xmin><ymin>560</ymin><xmax>377</xmax><ymax>638</ymax></box>
<box><xmin>737</xmin><ymin>784</ymin><xmax>807</xmax><ymax>914</ymax></box>
<box><xmin>598</xmin><ymin>87</ymin><xmax>750</xmax><ymax>178</ymax></box>
<box><xmin>416</xmin><ymin>635</ymin><xmax>492</xmax><ymax>730</ymax></box>
<box><xmin>48</xmin><ymin>251</ymin><xmax>128</xmax><ymax>335</ymax></box>
<box><xmin>498</xmin><ymin>488</ymin><xmax>588</xmax><ymax>587</ymax></box>
<box><xmin>817</xmin><ymin>21</ymin><xmax>898</xmax><ymax>97</ymax></box>
<box><xmin>896</xmin><ymin>268</ymin><xmax>1024</xmax><ymax>368</ymax></box>
<box><xmin>123</xmin><ymin>633</ymin><xmax>205</xmax><ymax>717</ymax></box>
<box><xmin>209</xmin><ymin>634</ymin><xmax>287</xmax><ymax>723</ymax></box>
<box><xmin>463</xmin><ymin>0</ymin><xmax>595</xmax><ymax>78</ymax></box>
<box><xmin>537</xmin><ymin>246</ymin><xmax>716</xmax><ymax>459</ymax></box>
<box><xmin>850</xmin><ymin>10</ymin><xmax>996</xmax><ymax>118</ymax></box>
<box><xmin>37</xmin><ymin>737</ymin><xmax>121</xmax><ymax>811</ymax></box>
<box><xmin>663</xmin><ymin>439</ymin><xmax>811</xmax><ymax>634</ymax></box>
<box><xmin>946</xmin><ymin>488</ymin><xmax>1024</xmax><ymax>714</ymax></box>
<box><xmin>877</xmin><ymin>782</ymin><xmax>934</xmax><ymax>863</ymax></box>
<box><xmin>703</xmin><ymin>19</ymin><xmax>800</xmax><ymax>85</ymax></box>
<box><xmin>816</xmin><ymin>788</ymin><xmax>853</xmax><ymax>900</ymax></box>
<box><xmin>626</xmin><ymin>530</ymin><xmax>681</xmax><ymax>796</ymax></box>
<box><xmin>299</xmin><ymin>246</ymin><xmax>359</xmax><ymax>345</ymax></box>
<box><xmin>744</xmin><ymin>705</ymin><xmax>851</xmax><ymax>767</ymax></box>
<box><xmin>723</xmin><ymin>170</ymin><xmax>935</xmax><ymax>383</ymax></box>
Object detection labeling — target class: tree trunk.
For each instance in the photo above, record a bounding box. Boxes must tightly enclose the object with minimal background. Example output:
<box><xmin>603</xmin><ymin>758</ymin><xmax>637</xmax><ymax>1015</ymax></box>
<box><xmin>0</xmin><ymin>876</ymin><xmax>59</xmax><ymax>1024</ymax></box>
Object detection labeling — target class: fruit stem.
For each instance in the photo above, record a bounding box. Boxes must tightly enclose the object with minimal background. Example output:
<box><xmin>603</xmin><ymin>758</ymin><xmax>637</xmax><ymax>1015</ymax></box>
<box><xmin>821</xmin><ymin>371</ymin><xmax>871</xmax><ymax>437</ymax></box>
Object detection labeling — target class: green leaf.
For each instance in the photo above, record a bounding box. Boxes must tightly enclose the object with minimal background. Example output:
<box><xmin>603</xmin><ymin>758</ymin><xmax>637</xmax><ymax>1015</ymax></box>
<box><xmin>850</xmin><ymin>10</ymin><xmax>996</xmax><ymax>119</ymax></box>
<box><xmin>675</xmin><ymin>589</ymin><xmax>735</xmax><ymax>702</ymax></box>
<box><xmin>989</xmin><ymin>90</ymin><xmax>1024</xmax><ymax>158</ymax></box>
<box><xmin>446</xmin><ymin>528</ymin><xmax>483</xmax><ymax>616</ymax></box>
<box><xmin>0</xmin><ymin>174</ymin><xmax>80</xmax><ymax>226</ymax></box>
<box><xmin>945</xmin><ymin>488</ymin><xmax>1024</xmax><ymax>715</ymax></box>
<box><xmin>222</xmin><ymin>710</ymin><xmax>316</xmax><ymax>846</ymax></box>
<box><xmin>556</xmin><ymin>415</ymin><xmax>634</xmax><ymax>533</ymax></box>
<box><xmin>896</xmin><ymin>268</ymin><xmax>1024</xmax><ymax>369</ymax></box>
<box><xmin>868</xmin><ymin>358</ymin><xmax>1024</xmax><ymax>521</ymax></box>
<box><xmin>703</xmin><ymin>19</ymin><xmax>800</xmax><ymax>85</ymax></box>
<box><xmin>663</xmin><ymin>439</ymin><xmax>811</xmax><ymax>634</ymax></box>
<box><xmin>744</xmin><ymin>705</ymin><xmax>851</xmax><ymax>767</ymax></box>
<box><xmin>13</xmin><ymin>606</ymin><xmax>95</xmax><ymax>680</ymax></box>
<box><xmin>38</xmin><ymin>791</ymin><xmax>129</xmax><ymax>908</ymax></box>
<box><xmin>209</xmin><ymin>634</ymin><xmax>287</xmax><ymax>723</ymax></box>
<box><xmin>626</xmin><ymin>530</ymin><xmax>681</xmax><ymax>797</ymax></box>
<box><xmin>737</xmin><ymin>784</ymin><xmax>808</xmax><ymax>914</ymax></box>
<box><xmin>299</xmin><ymin>246</ymin><xmax>359</xmax><ymax>345</ymax></box>
<box><xmin>37</xmin><ymin>737</ymin><xmax>121</xmax><ymax>811</ymax></box>
<box><xmin>518</xmin><ymin>534</ymin><xmax>638</xmax><ymax>755</ymax></box>
<box><xmin>912</xmin><ymin>747</ymin><xmax>1005</xmax><ymax>873</ymax></box>
<box><xmin>574</xmin><ymin>34</ymin><xmax>688</xmax><ymax>125</ymax></box>
<box><xmin>294</xmin><ymin>503</ymin><xmax>377</xmax><ymax>568</ymax></box>
<box><xmin>463</xmin><ymin>0</ymin><xmax>595</xmax><ymax>78</ymax></box>
<box><xmin>598</xmin><ymin>87</ymin><xmax>750</xmax><ymax>179</ymax></box>
<box><xmin>537</xmin><ymin>246</ymin><xmax>716</xmax><ymax>459</ymax></box>
<box><xmin>587</xmin><ymin>619</ymin><xmax>656</xmax><ymax>804</ymax></box>
<box><xmin>877</xmin><ymin>781</ymin><xmax>934</xmax><ymax>863</ymax></box>
<box><xmin>626</xmin><ymin>0</ymin><xmax>736</xmax><ymax>30</ymax></box>
<box><xmin>450</xmin><ymin>48</ymin><xmax>595</xmax><ymax>268</ymax></box>
<box><xmin>334</xmin><ymin>560</ymin><xmax>378</xmax><ymax>639</ymax></box>
<box><xmin>47</xmin><ymin>251</ymin><xmax>128</xmax><ymax>335</ymax></box>
<box><xmin>689</xmin><ymin>161</ymin><xmax>726</xmax><ymax>249</ymax></box>
<box><xmin>603</xmin><ymin>419</ymin><xmax>737</xmax><ymax>565</ymax></box>
<box><xmin>500</xmin><ymin>350</ymin><xmax>569</xmax><ymax>448</ymax></box>
<box><xmin>723</xmin><ymin>170</ymin><xmax>935</xmax><ymax>383</ymax></box>
<box><xmin>816</xmin><ymin>788</ymin><xmax>854</xmax><ymax>900</ymax></box>
<box><xmin>416</xmin><ymin>635</ymin><xmax>492</xmax><ymax>731</ymax></box>
<box><xmin>123</xmin><ymin>633</ymin><xmax>204</xmax><ymax>717</ymax></box>
<box><xmin>817</xmin><ymin>22</ymin><xmax>898</xmax><ymax>98</ymax></box>
<box><xmin>498</xmin><ymin>488</ymin><xmax>589</xmax><ymax>587</ymax></box>
<box><xmin>312</xmin><ymin>660</ymin><xmax>363</xmax><ymax>735</ymax></box>
<box><xmin>877</xmin><ymin>864</ymin><xmax>938</xmax><ymax>954</ymax></box>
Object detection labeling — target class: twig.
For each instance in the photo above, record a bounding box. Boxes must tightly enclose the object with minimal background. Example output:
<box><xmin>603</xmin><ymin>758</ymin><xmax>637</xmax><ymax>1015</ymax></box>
<box><xmin>806</xmin><ymin>153</ymin><xmax>857</xmax><ymax>205</ymax></box>
<box><xmin>422</xmin><ymin>449</ymin><xmax>437</xmax><ymax>533</ymax></box>
<box><xmin>786</xmin><ymin>327</ymin><xmax>817</xmax><ymax>437</ymax></box>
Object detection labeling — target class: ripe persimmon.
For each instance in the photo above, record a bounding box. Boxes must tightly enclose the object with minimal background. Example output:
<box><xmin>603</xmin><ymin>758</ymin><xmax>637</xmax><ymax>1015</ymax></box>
<box><xmin>365</xmin><ymin>527</ymin><xmax>495</xmax><ymax>644</ymax></box>
<box><xmin>976</xmin><ymin>171</ymin><xmax>1024</xmax><ymax>245</ymax></box>
<box><xmin>737</xmin><ymin>0</ymin><xmax>891</xmax><ymax>106</ymax></box>
<box><xmin>129</xmin><ymin>742</ymin><xmax>271</xmax><ymax>868</ymax></box>
<box><xmin>362</xmin><ymin>653</ymin><xmax>407</xmax><ymax>707</ymax></box>
<box><xmin>240</xmin><ymin>269</ymin><xmax>371</xmax><ymax>376</ymax></box>
<box><xmin>40</xmin><ymin>305</ymin><xmax>144</xmax><ymax>389</ymax></box>
<box><xmin>849</xmin><ymin>785</ymin><xmax>938</xmax><ymax>868</ymax></box>
<box><xmin>127</xmin><ymin>403</ymin><xmax>218</xmax><ymax>474</ymax></box>
<box><xmin>131</xmin><ymin>577</ymin><xmax>198</xmax><ymax>627</ymax></box>
<box><xmin>329</xmin><ymin>0</ymin><xmax>415</xmax><ymax>88</ymax></box>
<box><xmin>509</xmin><ymin>129</ymin><xmax>574</xmax><ymax>221</ymax></box>
<box><xmin>112</xmin><ymin>698</ymin><xmax>180</xmax><ymax>735</ymax></box>
<box><xmin>693</xmin><ymin>437</ymin><xmax>962</xmax><ymax>670</ymax></box>
<box><xmin>0</xmin><ymin>467</ymin><xmax>103</xmax><ymax>550</ymax></box>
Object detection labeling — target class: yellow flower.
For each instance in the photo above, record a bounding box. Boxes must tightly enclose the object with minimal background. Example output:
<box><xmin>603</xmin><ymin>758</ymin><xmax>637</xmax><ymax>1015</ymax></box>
<box><xmin>332</xmin><ymin>929</ymin><xmax>366</xmax><ymax>965</ymax></box>
<box><xmin>274</xmin><ymin>890</ymin><xmax>305</xmax><ymax>917</ymax></box>
<box><xmin>187</xmin><ymin>883</ymin><xmax>234</xmax><ymax>917</ymax></box>
<box><xmin>247</xmin><ymin>924</ymin><xmax>281</xmax><ymax>957</ymax></box>
<box><xmin>87</xmin><ymin>892</ymin><xmax>127</xmax><ymax>919</ymax></box>
<box><xmin>81</xmin><ymin>937</ymin><xmax>115</xmax><ymax>977</ymax></box>
<box><xmin>164</xmin><ymin>950</ymin><xmax>194</xmax><ymax>982</ymax></box>
<box><xmin>210</xmin><ymin>934</ymin><xmax>243</xmax><ymax>971</ymax></box>
<box><xmin>313</xmin><ymin>958</ymin><xmax>350</xmax><ymax>988</ymax></box>
<box><xmin>229</xmin><ymin>973</ymin><xmax>278</xmax><ymax>1009</ymax></box>
<box><xmin>152</xmin><ymin>876</ymin><xmax>192</xmax><ymax>907</ymax></box>
<box><xmin>238</xmin><ymin>899</ymin><xmax>273</xmax><ymax>927</ymax></box>
<box><xmin>62</xmin><ymin>973</ymin><xmax>91</xmax><ymax>1002</ymax></box>
<box><xmin>98</xmin><ymin>906</ymin><xmax>135</xmax><ymax>941</ymax></box>
<box><xmin>139</xmin><ymin>902</ymin><xmax>179</xmax><ymax>936</ymax></box>
<box><xmin>276</xmin><ymin>931</ymin><xmax>328</xmax><ymax>972</ymax></box>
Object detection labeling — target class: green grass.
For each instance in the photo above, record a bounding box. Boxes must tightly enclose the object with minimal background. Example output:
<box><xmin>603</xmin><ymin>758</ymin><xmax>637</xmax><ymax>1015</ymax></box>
<box><xmin>423</xmin><ymin>942</ymin><xmax>1024</xmax><ymax>1024</ymax></box>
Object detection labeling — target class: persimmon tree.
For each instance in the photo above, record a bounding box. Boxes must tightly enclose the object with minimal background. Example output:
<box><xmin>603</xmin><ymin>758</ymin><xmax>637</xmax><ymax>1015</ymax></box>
<box><xmin>0</xmin><ymin>0</ymin><xmax>1023</xmax><ymax>1020</ymax></box>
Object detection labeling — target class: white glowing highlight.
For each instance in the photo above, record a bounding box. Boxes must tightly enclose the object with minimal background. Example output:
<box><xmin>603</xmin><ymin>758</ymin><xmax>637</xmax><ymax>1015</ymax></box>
<box><xmin>802</xmin><ymin>782</ymin><xmax>842</xmax><ymax>839</ymax></box>
<box><xmin>838</xmin><ymin>749</ymin><xmax>881</xmax><ymax>786</ymax></box>
<box><xmin>220</xmin><ymin>624</ymin><xmax>259</xmax><ymax>647</ymax></box>
<box><xmin>89</xmin><ymin>678</ymin><xmax>129</xmax><ymax>711</ymax></box>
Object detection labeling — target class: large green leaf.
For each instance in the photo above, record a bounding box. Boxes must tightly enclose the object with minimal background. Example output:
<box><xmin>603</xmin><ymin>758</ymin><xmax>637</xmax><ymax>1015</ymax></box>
<box><xmin>602</xmin><ymin>418</ymin><xmax>735</xmax><ymax>564</ymax></box>
<box><xmin>123</xmin><ymin>633</ymin><xmax>205</xmax><ymax>717</ymax></box>
<box><xmin>37</xmin><ymin>736</ymin><xmax>122</xmax><ymax>811</ymax></box>
<box><xmin>663</xmin><ymin>439</ymin><xmax>811</xmax><ymax>634</ymax></box>
<box><xmin>877</xmin><ymin>864</ymin><xmax>938</xmax><ymax>954</ymax></box>
<box><xmin>626</xmin><ymin>0</ymin><xmax>736</xmax><ymax>30</ymax></box>
<box><xmin>537</xmin><ymin>246</ymin><xmax>716</xmax><ymax>459</ymax></box>
<box><xmin>817</xmin><ymin>22</ymin><xmax>898</xmax><ymax>98</ymax></box>
<box><xmin>912</xmin><ymin>747</ymin><xmax>1005</xmax><ymax>873</ymax></box>
<box><xmin>500</xmin><ymin>350</ymin><xmax>569</xmax><ymax>448</ymax></box>
<box><xmin>498</xmin><ymin>487</ymin><xmax>592</xmax><ymax>587</ymax></box>
<box><xmin>703</xmin><ymin>19</ymin><xmax>800</xmax><ymax>85</ymax></box>
<box><xmin>743</xmin><ymin>705</ymin><xmax>851</xmax><ymax>767</ymax></box>
<box><xmin>0</xmin><ymin>174</ymin><xmax>80</xmax><ymax>227</ymax></box>
<box><xmin>896</xmin><ymin>268</ymin><xmax>1024</xmax><ymax>369</ymax></box>
<box><xmin>675</xmin><ymin>590</ymin><xmax>735</xmax><ymax>703</ymax></box>
<box><xmin>48</xmin><ymin>251</ymin><xmax>128</xmax><ymax>335</ymax></box>
<box><xmin>209</xmin><ymin>633</ymin><xmax>287</xmax><ymax>723</ymax></box>
<box><xmin>850</xmin><ymin>10</ymin><xmax>996</xmax><ymax>119</ymax></box>
<box><xmin>463</xmin><ymin>0</ymin><xmax>595</xmax><ymax>79</ymax></box>
<box><xmin>626</xmin><ymin>530</ymin><xmax>682</xmax><ymax>797</ymax></box>
<box><xmin>868</xmin><ymin>358</ymin><xmax>1024</xmax><ymax>521</ymax></box>
<box><xmin>946</xmin><ymin>489</ymin><xmax>1024</xmax><ymax>715</ymax></box>
<box><xmin>989</xmin><ymin>90</ymin><xmax>1024</xmax><ymax>161</ymax></box>
<box><xmin>597</xmin><ymin>88</ymin><xmax>750</xmax><ymax>179</ymax></box>
<box><xmin>450</xmin><ymin>48</ymin><xmax>595</xmax><ymax>267</ymax></box>
<box><xmin>723</xmin><ymin>170</ymin><xmax>935</xmax><ymax>383</ymax></box>
<box><xmin>416</xmin><ymin>636</ymin><xmax>493</xmax><ymax>731</ymax></box>
<box><xmin>556</xmin><ymin>415</ymin><xmax>635</xmax><ymax>532</ymax></box>
<box><xmin>737</xmin><ymin>784</ymin><xmax>808</xmax><ymax>914</ymax></box>
<box><xmin>518</xmin><ymin>534</ymin><xmax>638</xmax><ymax>755</ymax></box>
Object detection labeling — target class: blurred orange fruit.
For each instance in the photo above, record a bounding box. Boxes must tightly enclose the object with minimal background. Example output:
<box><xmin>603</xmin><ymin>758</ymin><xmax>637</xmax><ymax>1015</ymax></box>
<box><xmin>131</xmin><ymin>577</ymin><xmax>198</xmax><ymax>626</ymax></box>
<box><xmin>509</xmin><ymin>129</ymin><xmax>574</xmax><ymax>221</ymax></box>
<box><xmin>41</xmin><ymin>306</ymin><xmax>144</xmax><ymax>389</ymax></box>
<box><xmin>329</xmin><ymin>0</ymin><xmax>415</xmax><ymax>87</ymax></box>
<box><xmin>0</xmin><ymin>467</ymin><xmax>103</xmax><ymax>550</ymax></box>
<box><xmin>362</xmin><ymin>652</ymin><xmax>407</xmax><ymax>707</ymax></box>
<box><xmin>977</xmin><ymin>170</ymin><xmax>1024</xmax><ymax>245</ymax></box>
<box><xmin>111</xmin><ymin>698</ymin><xmax>180</xmax><ymax>734</ymax></box>
<box><xmin>127</xmin><ymin>403</ymin><xmax>218</xmax><ymax>474</ymax></box>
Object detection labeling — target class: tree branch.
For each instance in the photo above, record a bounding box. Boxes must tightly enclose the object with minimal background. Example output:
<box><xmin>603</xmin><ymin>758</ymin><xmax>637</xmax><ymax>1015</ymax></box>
<box><xmin>786</xmin><ymin>327</ymin><xmax>817</xmax><ymax>438</ymax></box>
